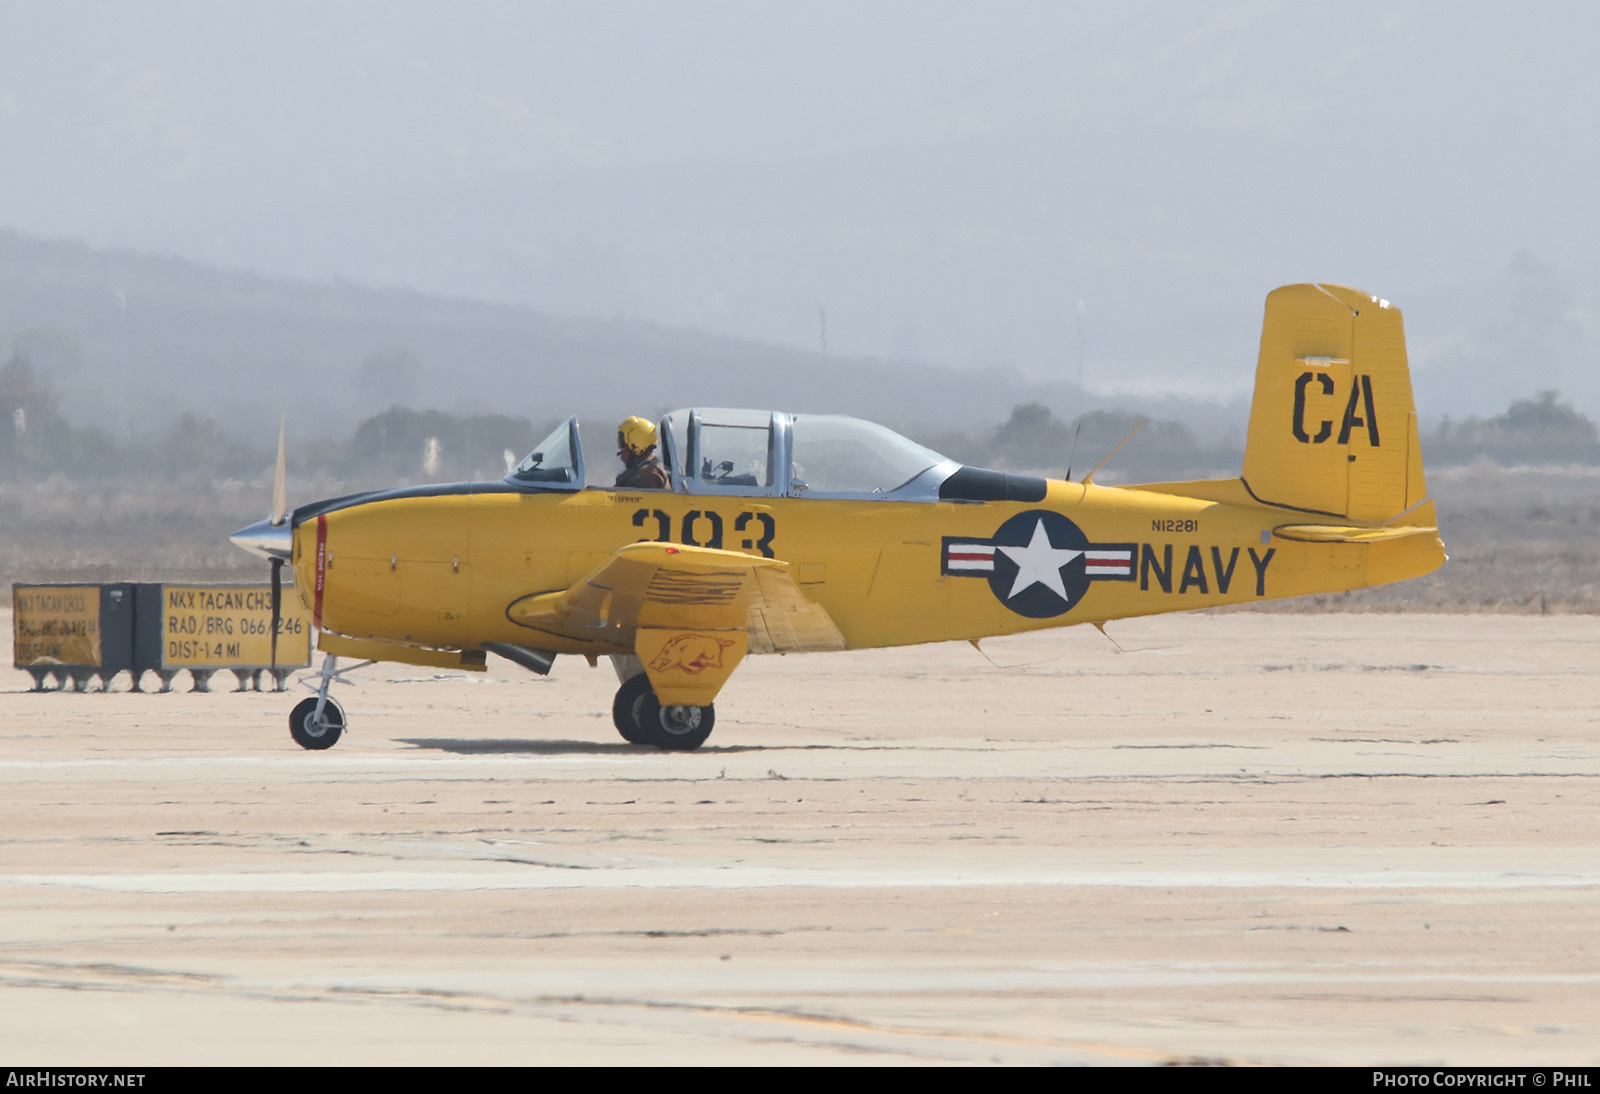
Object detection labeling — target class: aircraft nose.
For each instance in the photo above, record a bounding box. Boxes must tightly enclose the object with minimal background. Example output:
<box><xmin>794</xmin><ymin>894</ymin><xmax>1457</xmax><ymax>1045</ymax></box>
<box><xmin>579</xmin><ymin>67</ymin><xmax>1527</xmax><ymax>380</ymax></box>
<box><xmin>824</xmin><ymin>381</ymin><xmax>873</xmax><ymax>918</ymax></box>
<box><xmin>231</xmin><ymin>518</ymin><xmax>293</xmax><ymax>561</ymax></box>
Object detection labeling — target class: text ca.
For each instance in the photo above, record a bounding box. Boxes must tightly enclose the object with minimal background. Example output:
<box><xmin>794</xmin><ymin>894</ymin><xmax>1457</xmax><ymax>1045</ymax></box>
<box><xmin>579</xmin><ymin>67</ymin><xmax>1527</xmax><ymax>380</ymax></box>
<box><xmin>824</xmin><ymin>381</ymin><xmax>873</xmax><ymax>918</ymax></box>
<box><xmin>1292</xmin><ymin>371</ymin><xmax>1380</xmax><ymax>447</ymax></box>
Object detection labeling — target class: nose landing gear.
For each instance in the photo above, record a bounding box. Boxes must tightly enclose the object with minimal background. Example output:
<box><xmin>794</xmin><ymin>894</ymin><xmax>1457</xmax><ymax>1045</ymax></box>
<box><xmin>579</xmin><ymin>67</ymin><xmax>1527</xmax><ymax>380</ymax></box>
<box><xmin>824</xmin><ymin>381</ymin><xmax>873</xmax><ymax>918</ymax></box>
<box><xmin>287</xmin><ymin>653</ymin><xmax>371</xmax><ymax>750</ymax></box>
<box><xmin>290</xmin><ymin>695</ymin><xmax>345</xmax><ymax>749</ymax></box>
<box><xmin>611</xmin><ymin>673</ymin><xmax>715</xmax><ymax>751</ymax></box>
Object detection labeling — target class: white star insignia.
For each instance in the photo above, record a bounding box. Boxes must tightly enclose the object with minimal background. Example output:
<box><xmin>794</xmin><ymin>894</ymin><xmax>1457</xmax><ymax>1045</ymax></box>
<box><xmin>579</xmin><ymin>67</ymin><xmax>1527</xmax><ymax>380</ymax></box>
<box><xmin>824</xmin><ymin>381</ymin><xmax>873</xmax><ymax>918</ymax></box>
<box><xmin>996</xmin><ymin>518</ymin><xmax>1082</xmax><ymax>600</ymax></box>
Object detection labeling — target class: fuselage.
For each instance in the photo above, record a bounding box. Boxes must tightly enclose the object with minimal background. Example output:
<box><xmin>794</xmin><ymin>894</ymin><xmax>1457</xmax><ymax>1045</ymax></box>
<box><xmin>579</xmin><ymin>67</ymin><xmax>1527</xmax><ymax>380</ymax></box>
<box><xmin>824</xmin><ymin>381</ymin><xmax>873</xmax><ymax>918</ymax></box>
<box><xmin>290</xmin><ymin>475</ymin><xmax>1444</xmax><ymax>658</ymax></box>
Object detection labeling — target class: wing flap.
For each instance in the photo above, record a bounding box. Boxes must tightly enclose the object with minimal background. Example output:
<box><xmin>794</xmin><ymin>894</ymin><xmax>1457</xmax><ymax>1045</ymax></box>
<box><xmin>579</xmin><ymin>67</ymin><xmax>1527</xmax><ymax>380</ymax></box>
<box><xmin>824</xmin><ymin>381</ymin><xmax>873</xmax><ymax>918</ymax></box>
<box><xmin>748</xmin><ymin>566</ymin><xmax>847</xmax><ymax>653</ymax></box>
<box><xmin>507</xmin><ymin>542</ymin><xmax>843</xmax><ymax>652</ymax></box>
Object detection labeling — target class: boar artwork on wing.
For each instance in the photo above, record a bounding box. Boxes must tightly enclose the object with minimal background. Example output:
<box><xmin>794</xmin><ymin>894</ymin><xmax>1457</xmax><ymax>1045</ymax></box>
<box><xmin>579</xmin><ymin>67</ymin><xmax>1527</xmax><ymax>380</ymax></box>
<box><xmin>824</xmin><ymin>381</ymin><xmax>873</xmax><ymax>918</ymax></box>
<box><xmin>649</xmin><ymin>634</ymin><xmax>737</xmax><ymax>675</ymax></box>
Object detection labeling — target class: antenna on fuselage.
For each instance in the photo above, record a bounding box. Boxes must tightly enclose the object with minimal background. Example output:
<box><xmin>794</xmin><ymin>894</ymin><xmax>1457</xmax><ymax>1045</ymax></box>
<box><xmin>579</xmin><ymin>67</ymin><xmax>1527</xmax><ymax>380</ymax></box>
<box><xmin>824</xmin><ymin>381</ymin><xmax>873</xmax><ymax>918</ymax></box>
<box><xmin>1092</xmin><ymin>620</ymin><xmax>1126</xmax><ymax>653</ymax></box>
<box><xmin>1066</xmin><ymin>298</ymin><xmax>1089</xmax><ymax>482</ymax></box>
<box><xmin>1080</xmin><ymin>419</ymin><xmax>1146</xmax><ymax>486</ymax></box>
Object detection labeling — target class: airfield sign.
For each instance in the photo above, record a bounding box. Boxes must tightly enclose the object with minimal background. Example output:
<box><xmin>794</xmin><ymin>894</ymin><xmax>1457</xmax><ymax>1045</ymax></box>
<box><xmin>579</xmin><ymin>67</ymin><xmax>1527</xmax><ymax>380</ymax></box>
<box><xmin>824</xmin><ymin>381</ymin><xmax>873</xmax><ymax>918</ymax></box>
<box><xmin>12</xmin><ymin>583</ymin><xmax>136</xmax><ymax>689</ymax></box>
<box><xmin>13</xmin><ymin>584</ymin><xmax>104</xmax><ymax>667</ymax></box>
<box><xmin>153</xmin><ymin>583</ymin><xmax>311</xmax><ymax>670</ymax></box>
<box><xmin>13</xmin><ymin>581</ymin><xmax>311</xmax><ymax>692</ymax></box>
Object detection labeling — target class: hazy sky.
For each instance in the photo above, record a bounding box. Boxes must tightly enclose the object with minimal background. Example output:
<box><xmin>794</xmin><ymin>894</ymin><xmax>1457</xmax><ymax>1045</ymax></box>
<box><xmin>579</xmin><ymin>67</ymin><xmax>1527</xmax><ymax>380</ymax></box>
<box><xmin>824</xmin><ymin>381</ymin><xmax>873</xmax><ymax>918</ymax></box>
<box><xmin>1</xmin><ymin>1</ymin><xmax>1597</xmax><ymax>417</ymax></box>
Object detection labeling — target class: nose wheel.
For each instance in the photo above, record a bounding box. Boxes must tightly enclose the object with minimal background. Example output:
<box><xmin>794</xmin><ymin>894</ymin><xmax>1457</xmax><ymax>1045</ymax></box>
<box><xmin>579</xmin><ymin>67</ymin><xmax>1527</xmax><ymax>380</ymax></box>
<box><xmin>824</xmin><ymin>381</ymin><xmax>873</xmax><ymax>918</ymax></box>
<box><xmin>290</xmin><ymin>696</ymin><xmax>345</xmax><ymax>750</ymax></box>
<box><xmin>612</xmin><ymin>674</ymin><xmax>715</xmax><ymax>750</ymax></box>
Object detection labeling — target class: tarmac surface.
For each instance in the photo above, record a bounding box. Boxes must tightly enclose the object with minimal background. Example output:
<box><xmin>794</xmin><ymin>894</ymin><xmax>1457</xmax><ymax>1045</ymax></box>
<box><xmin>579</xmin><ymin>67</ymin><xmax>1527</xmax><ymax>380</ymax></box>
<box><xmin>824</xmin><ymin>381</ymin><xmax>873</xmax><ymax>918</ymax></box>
<box><xmin>0</xmin><ymin>610</ymin><xmax>1595</xmax><ymax>1065</ymax></box>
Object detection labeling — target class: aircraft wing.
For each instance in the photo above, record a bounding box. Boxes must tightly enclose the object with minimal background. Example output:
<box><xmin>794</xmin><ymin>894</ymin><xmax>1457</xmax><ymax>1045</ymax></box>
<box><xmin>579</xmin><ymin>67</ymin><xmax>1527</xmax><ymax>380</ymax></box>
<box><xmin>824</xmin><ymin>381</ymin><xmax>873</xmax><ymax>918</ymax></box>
<box><xmin>508</xmin><ymin>542</ymin><xmax>845</xmax><ymax>654</ymax></box>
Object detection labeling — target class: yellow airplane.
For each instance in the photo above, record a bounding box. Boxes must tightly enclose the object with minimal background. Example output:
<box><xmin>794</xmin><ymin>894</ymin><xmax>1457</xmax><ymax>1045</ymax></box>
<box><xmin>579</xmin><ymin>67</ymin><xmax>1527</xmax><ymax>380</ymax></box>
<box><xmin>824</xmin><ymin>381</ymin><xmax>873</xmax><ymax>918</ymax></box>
<box><xmin>232</xmin><ymin>283</ymin><xmax>1444</xmax><ymax>750</ymax></box>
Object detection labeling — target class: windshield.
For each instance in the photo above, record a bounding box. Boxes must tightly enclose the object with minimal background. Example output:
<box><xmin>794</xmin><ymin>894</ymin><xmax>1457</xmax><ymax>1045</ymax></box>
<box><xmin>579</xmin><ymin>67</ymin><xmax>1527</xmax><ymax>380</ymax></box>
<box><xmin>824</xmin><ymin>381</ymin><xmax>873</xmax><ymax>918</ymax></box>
<box><xmin>507</xmin><ymin>419</ymin><xmax>580</xmax><ymax>485</ymax></box>
<box><xmin>789</xmin><ymin>415</ymin><xmax>946</xmax><ymax>495</ymax></box>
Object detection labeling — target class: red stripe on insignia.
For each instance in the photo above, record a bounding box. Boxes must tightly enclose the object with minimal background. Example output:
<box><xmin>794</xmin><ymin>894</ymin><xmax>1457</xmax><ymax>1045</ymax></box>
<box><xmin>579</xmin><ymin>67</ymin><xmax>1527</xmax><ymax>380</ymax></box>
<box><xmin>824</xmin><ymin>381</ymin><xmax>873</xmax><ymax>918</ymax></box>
<box><xmin>312</xmin><ymin>514</ymin><xmax>327</xmax><ymax>631</ymax></box>
<box><xmin>947</xmin><ymin>547</ymin><xmax>994</xmax><ymax>559</ymax></box>
<box><xmin>1085</xmin><ymin>548</ymin><xmax>1132</xmax><ymax>577</ymax></box>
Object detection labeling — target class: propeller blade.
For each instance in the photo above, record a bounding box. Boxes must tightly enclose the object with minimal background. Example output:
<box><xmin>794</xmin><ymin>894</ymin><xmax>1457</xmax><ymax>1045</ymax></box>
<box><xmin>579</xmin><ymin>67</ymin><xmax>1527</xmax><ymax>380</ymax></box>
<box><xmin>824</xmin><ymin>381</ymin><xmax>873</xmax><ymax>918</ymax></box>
<box><xmin>271</xmin><ymin>417</ymin><xmax>288</xmax><ymax>526</ymax></box>
<box><xmin>270</xmin><ymin>556</ymin><xmax>282</xmax><ymax>672</ymax></box>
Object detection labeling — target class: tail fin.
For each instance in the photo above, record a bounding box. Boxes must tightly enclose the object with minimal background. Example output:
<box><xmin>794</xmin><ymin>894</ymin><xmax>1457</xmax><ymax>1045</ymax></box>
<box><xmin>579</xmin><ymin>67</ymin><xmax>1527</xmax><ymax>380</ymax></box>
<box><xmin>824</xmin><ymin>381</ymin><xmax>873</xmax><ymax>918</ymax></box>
<box><xmin>1242</xmin><ymin>283</ymin><xmax>1427</xmax><ymax>522</ymax></box>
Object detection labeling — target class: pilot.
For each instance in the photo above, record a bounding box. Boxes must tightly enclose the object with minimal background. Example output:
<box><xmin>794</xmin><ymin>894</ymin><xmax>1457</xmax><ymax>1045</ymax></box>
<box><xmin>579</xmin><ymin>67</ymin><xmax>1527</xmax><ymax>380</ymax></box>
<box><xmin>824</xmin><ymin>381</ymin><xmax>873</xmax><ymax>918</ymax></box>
<box><xmin>615</xmin><ymin>416</ymin><xmax>670</xmax><ymax>489</ymax></box>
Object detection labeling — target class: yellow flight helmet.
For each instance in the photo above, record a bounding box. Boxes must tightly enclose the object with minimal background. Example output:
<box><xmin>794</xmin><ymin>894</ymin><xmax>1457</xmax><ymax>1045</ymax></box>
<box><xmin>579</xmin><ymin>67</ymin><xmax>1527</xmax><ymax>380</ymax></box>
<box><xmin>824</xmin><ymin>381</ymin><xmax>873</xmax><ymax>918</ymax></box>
<box><xmin>617</xmin><ymin>416</ymin><xmax>658</xmax><ymax>456</ymax></box>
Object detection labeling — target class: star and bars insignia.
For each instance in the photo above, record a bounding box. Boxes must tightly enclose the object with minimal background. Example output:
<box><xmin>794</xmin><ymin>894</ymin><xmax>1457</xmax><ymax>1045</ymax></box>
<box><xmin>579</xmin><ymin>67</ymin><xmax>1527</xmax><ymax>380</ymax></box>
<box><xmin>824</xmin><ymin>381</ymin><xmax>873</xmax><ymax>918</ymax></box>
<box><xmin>942</xmin><ymin>510</ymin><xmax>1135</xmax><ymax>619</ymax></box>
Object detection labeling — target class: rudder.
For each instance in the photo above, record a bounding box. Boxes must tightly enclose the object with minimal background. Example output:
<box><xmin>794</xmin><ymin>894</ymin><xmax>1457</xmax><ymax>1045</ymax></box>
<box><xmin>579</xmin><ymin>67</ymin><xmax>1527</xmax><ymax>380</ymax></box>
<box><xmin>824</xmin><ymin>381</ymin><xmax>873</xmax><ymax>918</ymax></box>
<box><xmin>1241</xmin><ymin>283</ymin><xmax>1425</xmax><ymax>521</ymax></box>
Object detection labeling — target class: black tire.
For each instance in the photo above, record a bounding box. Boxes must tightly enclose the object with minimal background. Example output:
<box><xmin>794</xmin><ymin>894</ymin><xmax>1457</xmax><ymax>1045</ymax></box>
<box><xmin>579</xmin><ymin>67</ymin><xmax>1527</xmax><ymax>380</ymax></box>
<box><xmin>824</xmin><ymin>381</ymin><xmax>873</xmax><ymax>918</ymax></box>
<box><xmin>290</xmin><ymin>696</ymin><xmax>345</xmax><ymax>750</ymax></box>
<box><xmin>611</xmin><ymin>674</ymin><xmax>654</xmax><ymax>744</ymax></box>
<box><xmin>636</xmin><ymin>692</ymin><xmax>715</xmax><ymax>751</ymax></box>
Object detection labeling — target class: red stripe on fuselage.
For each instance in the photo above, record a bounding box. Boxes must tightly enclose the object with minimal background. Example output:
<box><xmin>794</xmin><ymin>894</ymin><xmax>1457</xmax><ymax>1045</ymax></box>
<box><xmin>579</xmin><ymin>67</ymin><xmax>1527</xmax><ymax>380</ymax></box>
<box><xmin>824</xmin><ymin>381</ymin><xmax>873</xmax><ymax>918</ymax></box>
<box><xmin>313</xmin><ymin>514</ymin><xmax>327</xmax><ymax>631</ymax></box>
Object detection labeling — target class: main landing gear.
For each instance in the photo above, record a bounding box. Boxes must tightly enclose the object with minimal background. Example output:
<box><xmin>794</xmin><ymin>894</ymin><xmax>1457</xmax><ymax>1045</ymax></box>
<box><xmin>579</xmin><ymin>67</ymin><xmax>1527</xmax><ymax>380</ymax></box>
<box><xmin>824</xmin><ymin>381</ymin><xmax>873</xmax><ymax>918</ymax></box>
<box><xmin>612</xmin><ymin>672</ymin><xmax>716</xmax><ymax>751</ymax></box>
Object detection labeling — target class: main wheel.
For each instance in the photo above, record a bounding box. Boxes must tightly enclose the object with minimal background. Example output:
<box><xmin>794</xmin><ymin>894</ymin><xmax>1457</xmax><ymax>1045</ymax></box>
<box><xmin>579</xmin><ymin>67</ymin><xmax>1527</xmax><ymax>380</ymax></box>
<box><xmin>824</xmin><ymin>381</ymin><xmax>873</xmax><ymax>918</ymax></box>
<box><xmin>611</xmin><ymin>674</ymin><xmax>654</xmax><ymax>744</ymax></box>
<box><xmin>290</xmin><ymin>696</ymin><xmax>345</xmax><ymax>750</ymax></box>
<box><xmin>636</xmin><ymin>692</ymin><xmax>715</xmax><ymax>751</ymax></box>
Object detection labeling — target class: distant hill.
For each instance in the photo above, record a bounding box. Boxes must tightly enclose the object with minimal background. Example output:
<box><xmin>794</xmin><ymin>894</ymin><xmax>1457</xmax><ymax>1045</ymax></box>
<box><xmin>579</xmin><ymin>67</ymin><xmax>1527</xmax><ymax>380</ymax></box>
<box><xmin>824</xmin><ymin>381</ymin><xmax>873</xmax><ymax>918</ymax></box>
<box><xmin>0</xmin><ymin>228</ymin><xmax>1248</xmax><ymax>449</ymax></box>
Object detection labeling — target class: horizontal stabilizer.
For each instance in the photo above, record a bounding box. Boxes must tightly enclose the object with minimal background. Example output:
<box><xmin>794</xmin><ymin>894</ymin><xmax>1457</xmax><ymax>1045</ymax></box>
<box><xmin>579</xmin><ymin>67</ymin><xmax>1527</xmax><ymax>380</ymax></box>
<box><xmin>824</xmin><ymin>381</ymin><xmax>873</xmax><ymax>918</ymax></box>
<box><xmin>1272</xmin><ymin>523</ymin><xmax>1438</xmax><ymax>544</ymax></box>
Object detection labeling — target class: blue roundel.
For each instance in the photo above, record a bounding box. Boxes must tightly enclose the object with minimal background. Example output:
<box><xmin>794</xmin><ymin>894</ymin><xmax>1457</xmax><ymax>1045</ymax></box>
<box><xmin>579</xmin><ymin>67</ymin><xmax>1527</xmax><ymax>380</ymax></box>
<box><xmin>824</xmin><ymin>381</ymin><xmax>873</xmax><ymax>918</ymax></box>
<box><xmin>984</xmin><ymin>510</ymin><xmax>1093</xmax><ymax>618</ymax></box>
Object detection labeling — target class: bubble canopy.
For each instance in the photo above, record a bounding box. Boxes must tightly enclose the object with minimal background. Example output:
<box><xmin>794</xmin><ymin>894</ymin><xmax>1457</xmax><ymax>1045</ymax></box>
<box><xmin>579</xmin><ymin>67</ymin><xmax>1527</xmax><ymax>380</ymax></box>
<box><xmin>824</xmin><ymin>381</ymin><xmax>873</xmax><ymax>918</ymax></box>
<box><xmin>505</xmin><ymin>410</ymin><xmax>959</xmax><ymax>500</ymax></box>
<box><xmin>660</xmin><ymin>409</ymin><xmax>957</xmax><ymax>499</ymax></box>
<box><xmin>786</xmin><ymin>415</ymin><xmax>950</xmax><ymax>495</ymax></box>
